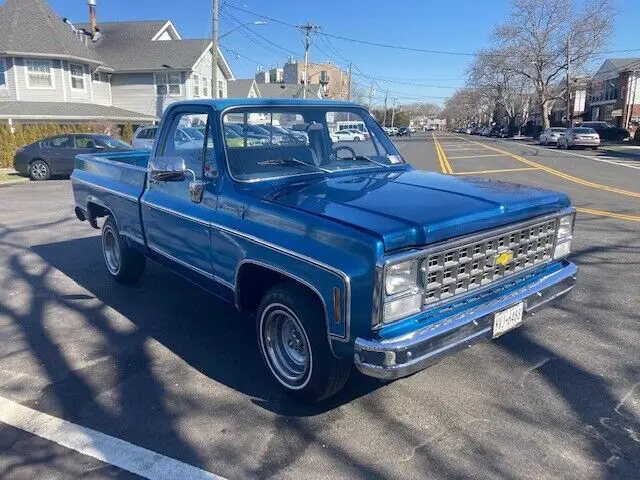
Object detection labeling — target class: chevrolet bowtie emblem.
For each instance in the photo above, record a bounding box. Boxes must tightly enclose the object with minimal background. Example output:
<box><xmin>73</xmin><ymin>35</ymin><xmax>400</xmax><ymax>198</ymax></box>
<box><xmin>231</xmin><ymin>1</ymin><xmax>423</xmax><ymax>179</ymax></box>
<box><xmin>495</xmin><ymin>251</ymin><xmax>514</xmax><ymax>266</ymax></box>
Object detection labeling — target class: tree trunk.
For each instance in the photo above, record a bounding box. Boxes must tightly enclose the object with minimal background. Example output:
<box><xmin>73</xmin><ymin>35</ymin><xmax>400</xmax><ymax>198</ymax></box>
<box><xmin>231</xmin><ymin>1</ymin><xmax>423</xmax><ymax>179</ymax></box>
<box><xmin>540</xmin><ymin>101</ymin><xmax>551</xmax><ymax>130</ymax></box>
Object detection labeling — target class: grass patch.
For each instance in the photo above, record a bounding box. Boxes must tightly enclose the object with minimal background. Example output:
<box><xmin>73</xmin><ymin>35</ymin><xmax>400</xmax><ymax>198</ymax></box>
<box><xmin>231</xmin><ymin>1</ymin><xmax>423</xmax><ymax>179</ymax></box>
<box><xmin>0</xmin><ymin>168</ymin><xmax>28</xmax><ymax>186</ymax></box>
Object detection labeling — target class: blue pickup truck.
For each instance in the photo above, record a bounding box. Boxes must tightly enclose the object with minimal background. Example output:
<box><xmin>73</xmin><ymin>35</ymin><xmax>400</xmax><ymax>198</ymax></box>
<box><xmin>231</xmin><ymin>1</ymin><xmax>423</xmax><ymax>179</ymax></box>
<box><xmin>71</xmin><ymin>99</ymin><xmax>577</xmax><ymax>402</ymax></box>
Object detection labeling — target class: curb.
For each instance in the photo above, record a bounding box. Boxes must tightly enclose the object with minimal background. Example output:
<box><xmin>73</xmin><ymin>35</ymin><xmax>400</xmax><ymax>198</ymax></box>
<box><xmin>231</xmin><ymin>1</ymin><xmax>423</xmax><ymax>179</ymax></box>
<box><xmin>0</xmin><ymin>178</ymin><xmax>29</xmax><ymax>188</ymax></box>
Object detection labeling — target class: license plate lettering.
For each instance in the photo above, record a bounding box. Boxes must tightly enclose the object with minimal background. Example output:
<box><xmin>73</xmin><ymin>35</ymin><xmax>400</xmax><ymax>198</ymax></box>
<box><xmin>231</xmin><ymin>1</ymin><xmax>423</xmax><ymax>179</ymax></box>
<box><xmin>492</xmin><ymin>302</ymin><xmax>524</xmax><ymax>338</ymax></box>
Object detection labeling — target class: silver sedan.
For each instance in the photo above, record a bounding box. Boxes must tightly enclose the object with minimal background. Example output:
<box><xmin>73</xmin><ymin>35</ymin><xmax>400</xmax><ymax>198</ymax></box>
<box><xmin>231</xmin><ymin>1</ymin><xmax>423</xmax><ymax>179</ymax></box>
<box><xmin>538</xmin><ymin>127</ymin><xmax>566</xmax><ymax>145</ymax></box>
<box><xmin>557</xmin><ymin>127</ymin><xmax>601</xmax><ymax>150</ymax></box>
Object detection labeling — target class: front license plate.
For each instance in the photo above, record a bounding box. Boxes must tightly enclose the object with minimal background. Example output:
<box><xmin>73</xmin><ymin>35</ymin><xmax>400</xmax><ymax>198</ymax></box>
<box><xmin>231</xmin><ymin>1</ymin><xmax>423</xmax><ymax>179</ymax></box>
<box><xmin>492</xmin><ymin>302</ymin><xmax>524</xmax><ymax>338</ymax></box>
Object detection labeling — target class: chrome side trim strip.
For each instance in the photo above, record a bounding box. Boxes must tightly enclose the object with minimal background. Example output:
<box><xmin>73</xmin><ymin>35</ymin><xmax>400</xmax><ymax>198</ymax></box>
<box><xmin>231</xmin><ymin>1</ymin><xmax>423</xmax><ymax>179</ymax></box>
<box><xmin>73</xmin><ymin>177</ymin><xmax>139</xmax><ymax>202</ymax></box>
<box><xmin>147</xmin><ymin>244</ymin><xmax>233</xmax><ymax>291</ymax></box>
<box><xmin>141</xmin><ymin>200</ymin><xmax>210</xmax><ymax>226</ymax></box>
<box><xmin>141</xmin><ymin>199</ymin><xmax>351</xmax><ymax>342</ymax></box>
<box><xmin>120</xmin><ymin>231</ymin><xmax>145</xmax><ymax>245</ymax></box>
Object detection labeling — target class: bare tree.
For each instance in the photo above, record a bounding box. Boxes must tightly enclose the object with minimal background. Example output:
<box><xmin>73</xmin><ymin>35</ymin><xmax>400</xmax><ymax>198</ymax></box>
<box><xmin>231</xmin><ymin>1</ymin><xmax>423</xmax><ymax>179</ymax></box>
<box><xmin>443</xmin><ymin>88</ymin><xmax>494</xmax><ymax>127</ymax></box>
<box><xmin>491</xmin><ymin>0</ymin><xmax>614</xmax><ymax>129</ymax></box>
<box><xmin>469</xmin><ymin>50</ymin><xmax>532</xmax><ymax>133</ymax></box>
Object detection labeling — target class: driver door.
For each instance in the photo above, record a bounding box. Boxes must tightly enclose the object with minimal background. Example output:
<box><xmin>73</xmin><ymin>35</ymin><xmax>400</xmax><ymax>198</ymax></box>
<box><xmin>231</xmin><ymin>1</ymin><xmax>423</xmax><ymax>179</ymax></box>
<box><xmin>141</xmin><ymin>106</ymin><xmax>217</xmax><ymax>277</ymax></box>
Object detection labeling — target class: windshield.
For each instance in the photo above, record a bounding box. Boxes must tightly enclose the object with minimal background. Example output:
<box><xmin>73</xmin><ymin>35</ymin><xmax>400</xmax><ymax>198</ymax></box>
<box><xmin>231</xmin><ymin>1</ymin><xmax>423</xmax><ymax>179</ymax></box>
<box><xmin>95</xmin><ymin>136</ymin><xmax>132</xmax><ymax>149</ymax></box>
<box><xmin>223</xmin><ymin>107</ymin><xmax>403</xmax><ymax>182</ymax></box>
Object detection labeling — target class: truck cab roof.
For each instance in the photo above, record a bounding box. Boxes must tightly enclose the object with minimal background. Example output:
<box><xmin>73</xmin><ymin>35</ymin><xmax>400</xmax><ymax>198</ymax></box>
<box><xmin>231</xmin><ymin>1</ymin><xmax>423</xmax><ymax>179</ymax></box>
<box><xmin>173</xmin><ymin>98</ymin><xmax>359</xmax><ymax>110</ymax></box>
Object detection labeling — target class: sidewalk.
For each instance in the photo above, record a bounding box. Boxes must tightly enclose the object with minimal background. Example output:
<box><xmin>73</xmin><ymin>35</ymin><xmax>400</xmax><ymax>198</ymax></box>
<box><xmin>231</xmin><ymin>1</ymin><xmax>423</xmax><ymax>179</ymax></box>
<box><xmin>600</xmin><ymin>143</ymin><xmax>640</xmax><ymax>158</ymax></box>
<box><xmin>0</xmin><ymin>168</ymin><xmax>28</xmax><ymax>187</ymax></box>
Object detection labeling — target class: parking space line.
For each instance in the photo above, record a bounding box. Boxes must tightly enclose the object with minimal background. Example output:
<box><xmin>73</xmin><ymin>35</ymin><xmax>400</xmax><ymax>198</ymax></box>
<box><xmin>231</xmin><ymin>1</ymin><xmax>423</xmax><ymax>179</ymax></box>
<box><xmin>576</xmin><ymin>207</ymin><xmax>640</xmax><ymax>222</ymax></box>
<box><xmin>455</xmin><ymin>135</ymin><xmax>640</xmax><ymax>199</ymax></box>
<box><xmin>448</xmin><ymin>154</ymin><xmax>507</xmax><ymax>160</ymax></box>
<box><xmin>454</xmin><ymin>167</ymin><xmax>540</xmax><ymax>175</ymax></box>
<box><xmin>501</xmin><ymin>141</ymin><xmax>640</xmax><ymax>170</ymax></box>
<box><xmin>0</xmin><ymin>395</ymin><xmax>223</xmax><ymax>480</ymax></box>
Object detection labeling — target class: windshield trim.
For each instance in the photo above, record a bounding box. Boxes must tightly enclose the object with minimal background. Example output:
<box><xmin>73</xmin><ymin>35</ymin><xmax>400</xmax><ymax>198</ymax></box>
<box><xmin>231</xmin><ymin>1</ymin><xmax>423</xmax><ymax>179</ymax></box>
<box><xmin>219</xmin><ymin>104</ymin><xmax>399</xmax><ymax>184</ymax></box>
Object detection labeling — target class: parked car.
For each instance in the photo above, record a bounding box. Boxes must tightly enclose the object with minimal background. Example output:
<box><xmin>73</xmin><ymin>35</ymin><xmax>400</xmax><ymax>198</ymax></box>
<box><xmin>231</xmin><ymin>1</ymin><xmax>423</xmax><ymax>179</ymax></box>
<box><xmin>557</xmin><ymin>127</ymin><xmax>600</xmax><ymax>149</ymax></box>
<box><xmin>330</xmin><ymin>130</ymin><xmax>366</xmax><ymax>142</ymax></box>
<box><xmin>465</xmin><ymin>128</ymin><xmax>472</xmax><ymax>135</ymax></box>
<box><xmin>538</xmin><ymin>127</ymin><xmax>566</xmax><ymax>145</ymax></box>
<box><xmin>396</xmin><ymin>127</ymin><xmax>411</xmax><ymax>137</ymax></box>
<box><xmin>481</xmin><ymin>126</ymin><xmax>492</xmax><ymax>136</ymax></box>
<box><xmin>577</xmin><ymin>121</ymin><xmax>630</xmax><ymax>142</ymax></box>
<box><xmin>13</xmin><ymin>133</ymin><xmax>132</xmax><ymax>181</ymax></box>
<box><xmin>71</xmin><ymin>98</ymin><xmax>577</xmax><ymax>402</ymax></box>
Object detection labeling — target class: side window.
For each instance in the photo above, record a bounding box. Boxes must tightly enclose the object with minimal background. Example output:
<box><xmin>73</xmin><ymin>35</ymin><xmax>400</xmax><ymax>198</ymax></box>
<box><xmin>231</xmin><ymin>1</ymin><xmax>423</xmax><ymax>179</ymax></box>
<box><xmin>46</xmin><ymin>136</ymin><xmax>73</xmax><ymax>148</ymax></box>
<box><xmin>159</xmin><ymin>112</ymin><xmax>210</xmax><ymax>181</ymax></box>
<box><xmin>75</xmin><ymin>136</ymin><xmax>98</xmax><ymax>149</ymax></box>
<box><xmin>148</xmin><ymin>128</ymin><xmax>158</xmax><ymax>139</ymax></box>
<box><xmin>136</xmin><ymin>129</ymin><xmax>148</xmax><ymax>140</ymax></box>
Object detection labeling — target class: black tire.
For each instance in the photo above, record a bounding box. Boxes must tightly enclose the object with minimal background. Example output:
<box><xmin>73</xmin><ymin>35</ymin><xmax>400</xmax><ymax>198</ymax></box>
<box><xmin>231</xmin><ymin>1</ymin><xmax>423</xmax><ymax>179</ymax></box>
<box><xmin>257</xmin><ymin>282</ymin><xmax>351</xmax><ymax>402</ymax></box>
<box><xmin>354</xmin><ymin>137</ymin><xmax>362</xmax><ymax>142</ymax></box>
<box><xmin>101</xmin><ymin>216</ymin><xmax>146</xmax><ymax>285</ymax></box>
<box><xmin>29</xmin><ymin>159</ymin><xmax>51</xmax><ymax>181</ymax></box>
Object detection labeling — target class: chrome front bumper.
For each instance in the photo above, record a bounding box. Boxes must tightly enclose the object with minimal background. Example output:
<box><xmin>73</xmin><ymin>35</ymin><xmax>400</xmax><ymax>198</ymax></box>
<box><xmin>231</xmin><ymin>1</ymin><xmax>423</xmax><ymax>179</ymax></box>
<box><xmin>354</xmin><ymin>261</ymin><xmax>577</xmax><ymax>380</ymax></box>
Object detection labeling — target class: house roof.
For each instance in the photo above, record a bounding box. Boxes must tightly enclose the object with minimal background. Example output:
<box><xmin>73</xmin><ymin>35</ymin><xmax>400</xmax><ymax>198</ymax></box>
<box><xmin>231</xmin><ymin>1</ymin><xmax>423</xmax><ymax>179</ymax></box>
<box><xmin>607</xmin><ymin>58</ymin><xmax>640</xmax><ymax>70</ymax></box>
<box><xmin>0</xmin><ymin>101</ymin><xmax>157</xmax><ymax>122</ymax></box>
<box><xmin>76</xmin><ymin>20</ymin><xmax>234</xmax><ymax>78</ymax></box>
<box><xmin>254</xmin><ymin>83</ymin><xmax>324</xmax><ymax>99</ymax></box>
<box><xmin>0</xmin><ymin>0</ymin><xmax>102</xmax><ymax>64</ymax></box>
<box><xmin>227</xmin><ymin>79</ymin><xmax>258</xmax><ymax>98</ymax></box>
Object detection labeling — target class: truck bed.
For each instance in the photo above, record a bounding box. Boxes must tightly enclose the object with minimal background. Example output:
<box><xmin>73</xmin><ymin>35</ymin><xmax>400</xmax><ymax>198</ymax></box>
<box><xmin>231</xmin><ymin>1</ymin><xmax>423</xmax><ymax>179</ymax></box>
<box><xmin>71</xmin><ymin>150</ymin><xmax>151</xmax><ymax>243</ymax></box>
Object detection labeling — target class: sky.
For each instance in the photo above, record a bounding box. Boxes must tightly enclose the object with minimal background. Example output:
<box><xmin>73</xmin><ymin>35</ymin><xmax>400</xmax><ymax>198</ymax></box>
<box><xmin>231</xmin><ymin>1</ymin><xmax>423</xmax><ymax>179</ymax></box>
<box><xmin>46</xmin><ymin>0</ymin><xmax>639</xmax><ymax>106</ymax></box>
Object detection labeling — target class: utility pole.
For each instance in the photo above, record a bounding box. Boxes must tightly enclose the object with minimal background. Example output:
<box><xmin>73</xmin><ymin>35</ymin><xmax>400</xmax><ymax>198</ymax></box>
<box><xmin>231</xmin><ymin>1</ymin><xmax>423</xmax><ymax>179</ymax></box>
<box><xmin>299</xmin><ymin>22</ymin><xmax>319</xmax><ymax>99</ymax></box>
<box><xmin>391</xmin><ymin>98</ymin><xmax>398</xmax><ymax>127</ymax></box>
<box><xmin>212</xmin><ymin>0</ymin><xmax>219</xmax><ymax>99</ymax></box>
<box><xmin>382</xmin><ymin>90</ymin><xmax>389</xmax><ymax>126</ymax></box>
<box><xmin>565</xmin><ymin>35</ymin><xmax>571</xmax><ymax>127</ymax></box>
<box><xmin>367</xmin><ymin>82</ymin><xmax>375</xmax><ymax>111</ymax></box>
<box><xmin>347</xmin><ymin>63</ymin><xmax>352</xmax><ymax>101</ymax></box>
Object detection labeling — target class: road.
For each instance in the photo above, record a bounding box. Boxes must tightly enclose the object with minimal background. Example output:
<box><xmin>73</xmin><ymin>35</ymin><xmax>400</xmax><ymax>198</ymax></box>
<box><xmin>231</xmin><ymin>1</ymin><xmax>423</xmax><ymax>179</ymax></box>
<box><xmin>0</xmin><ymin>135</ymin><xmax>639</xmax><ymax>479</ymax></box>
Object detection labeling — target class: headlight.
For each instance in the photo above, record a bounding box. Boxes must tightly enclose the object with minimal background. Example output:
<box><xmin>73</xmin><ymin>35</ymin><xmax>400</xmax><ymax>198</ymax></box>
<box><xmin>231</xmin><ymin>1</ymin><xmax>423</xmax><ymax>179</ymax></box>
<box><xmin>554</xmin><ymin>213</ymin><xmax>574</xmax><ymax>259</ymax></box>
<box><xmin>385</xmin><ymin>260</ymin><xmax>418</xmax><ymax>295</ymax></box>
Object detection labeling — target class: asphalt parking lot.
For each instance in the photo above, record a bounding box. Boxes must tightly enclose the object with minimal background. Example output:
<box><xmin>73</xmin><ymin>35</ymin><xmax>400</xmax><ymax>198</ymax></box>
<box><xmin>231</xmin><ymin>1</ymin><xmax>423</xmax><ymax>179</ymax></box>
<box><xmin>1</xmin><ymin>135</ymin><xmax>639</xmax><ymax>479</ymax></box>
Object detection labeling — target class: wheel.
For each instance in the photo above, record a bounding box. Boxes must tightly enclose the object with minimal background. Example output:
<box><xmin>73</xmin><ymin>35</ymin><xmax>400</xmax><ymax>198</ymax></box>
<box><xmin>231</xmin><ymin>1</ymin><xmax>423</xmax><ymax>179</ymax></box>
<box><xmin>354</xmin><ymin>136</ymin><xmax>362</xmax><ymax>142</ymax></box>
<box><xmin>257</xmin><ymin>282</ymin><xmax>351</xmax><ymax>402</ymax></box>
<box><xmin>29</xmin><ymin>159</ymin><xmax>51</xmax><ymax>181</ymax></box>
<box><xmin>101</xmin><ymin>216</ymin><xmax>146</xmax><ymax>284</ymax></box>
<box><xmin>556</xmin><ymin>141</ymin><xmax>562</xmax><ymax>149</ymax></box>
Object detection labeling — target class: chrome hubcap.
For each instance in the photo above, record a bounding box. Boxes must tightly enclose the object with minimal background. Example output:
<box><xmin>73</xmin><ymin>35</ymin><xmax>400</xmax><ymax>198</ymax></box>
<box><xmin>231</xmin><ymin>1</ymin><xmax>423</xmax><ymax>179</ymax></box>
<box><xmin>31</xmin><ymin>162</ymin><xmax>47</xmax><ymax>179</ymax></box>
<box><xmin>262</xmin><ymin>308</ymin><xmax>310</xmax><ymax>386</ymax></box>
<box><xmin>103</xmin><ymin>229</ymin><xmax>121</xmax><ymax>275</ymax></box>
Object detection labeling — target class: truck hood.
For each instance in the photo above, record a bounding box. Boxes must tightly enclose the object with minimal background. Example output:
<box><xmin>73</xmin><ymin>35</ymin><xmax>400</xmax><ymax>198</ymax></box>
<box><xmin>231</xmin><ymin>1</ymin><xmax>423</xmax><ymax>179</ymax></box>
<box><xmin>261</xmin><ymin>169</ymin><xmax>571</xmax><ymax>251</ymax></box>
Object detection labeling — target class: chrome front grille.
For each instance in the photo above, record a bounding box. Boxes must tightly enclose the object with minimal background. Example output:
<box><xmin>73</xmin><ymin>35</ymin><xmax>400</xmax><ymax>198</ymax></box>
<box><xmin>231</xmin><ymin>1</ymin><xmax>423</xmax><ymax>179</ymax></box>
<box><xmin>422</xmin><ymin>218</ymin><xmax>558</xmax><ymax>305</ymax></box>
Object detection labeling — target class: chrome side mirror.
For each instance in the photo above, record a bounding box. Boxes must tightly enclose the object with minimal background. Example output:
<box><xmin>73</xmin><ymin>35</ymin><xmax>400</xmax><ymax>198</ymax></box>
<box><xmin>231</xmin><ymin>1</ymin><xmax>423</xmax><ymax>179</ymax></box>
<box><xmin>149</xmin><ymin>157</ymin><xmax>188</xmax><ymax>182</ymax></box>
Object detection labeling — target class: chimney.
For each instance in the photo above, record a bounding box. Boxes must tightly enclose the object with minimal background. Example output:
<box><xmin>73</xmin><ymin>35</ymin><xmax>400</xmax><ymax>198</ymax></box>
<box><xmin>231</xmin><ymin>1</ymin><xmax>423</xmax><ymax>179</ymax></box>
<box><xmin>88</xmin><ymin>0</ymin><xmax>97</xmax><ymax>35</ymax></box>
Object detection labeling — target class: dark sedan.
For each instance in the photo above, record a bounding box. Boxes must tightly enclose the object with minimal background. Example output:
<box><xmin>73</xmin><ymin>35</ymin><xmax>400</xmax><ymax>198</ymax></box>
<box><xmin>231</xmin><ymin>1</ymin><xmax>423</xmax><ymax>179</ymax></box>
<box><xmin>396</xmin><ymin>127</ymin><xmax>411</xmax><ymax>137</ymax></box>
<box><xmin>13</xmin><ymin>134</ymin><xmax>132</xmax><ymax>181</ymax></box>
<box><xmin>577</xmin><ymin>121</ymin><xmax>630</xmax><ymax>142</ymax></box>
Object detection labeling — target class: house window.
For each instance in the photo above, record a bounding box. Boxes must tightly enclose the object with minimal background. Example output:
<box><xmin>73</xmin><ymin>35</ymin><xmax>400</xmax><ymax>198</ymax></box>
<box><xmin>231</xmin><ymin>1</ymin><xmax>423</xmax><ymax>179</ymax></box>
<box><xmin>0</xmin><ymin>58</ymin><xmax>6</xmax><ymax>87</ymax></box>
<box><xmin>25</xmin><ymin>59</ymin><xmax>53</xmax><ymax>88</ymax></box>
<box><xmin>69</xmin><ymin>63</ymin><xmax>85</xmax><ymax>90</ymax></box>
<box><xmin>92</xmin><ymin>72</ymin><xmax>100</xmax><ymax>82</ymax></box>
<box><xmin>201</xmin><ymin>77</ymin><xmax>209</xmax><ymax>97</ymax></box>
<box><xmin>218</xmin><ymin>80</ymin><xmax>224</xmax><ymax>98</ymax></box>
<box><xmin>156</xmin><ymin>72</ymin><xmax>181</xmax><ymax>96</ymax></box>
<box><xmin>192</xmin><ymin>73</ymin><xmax>200</xmax><ymax>97</ymax></box>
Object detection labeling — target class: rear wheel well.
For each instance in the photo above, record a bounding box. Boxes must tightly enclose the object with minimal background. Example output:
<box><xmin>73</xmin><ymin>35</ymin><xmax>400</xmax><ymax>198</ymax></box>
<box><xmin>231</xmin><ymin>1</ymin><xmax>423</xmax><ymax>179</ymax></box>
<box><xmin>87</xmin><ymin>202</ymin><xmax>113</xmax><ymax>229</ymax></box>
<box><xmin>236</xmin><ymin>263</ymin><xmax>324</xmax><ymax>315</ymax></box>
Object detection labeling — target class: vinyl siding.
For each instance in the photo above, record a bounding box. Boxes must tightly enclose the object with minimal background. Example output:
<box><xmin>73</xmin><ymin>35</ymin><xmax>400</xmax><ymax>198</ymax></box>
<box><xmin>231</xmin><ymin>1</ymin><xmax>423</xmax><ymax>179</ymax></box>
<box><xmin>0</xmin><ymin>57</ymin><xmax>17</xmax><ymax>100</ymax></box>
<box><xmin>91</xmin><ymin>74</ymin><xmax>112</xmax><ymax>106</ymax></box>
<box><xmin>13</xmin><ymin>57</ymin><xmax>67</xmax><ymax>102</ymax></box>
<box><xmin>111</xmin><ymin>72</ymin><xmax>186</xmax><ymax>118</ymax></box>
<box><xmin>187</xmin><ymin>49</ymin><xmax>227</xmax><ymax>99</ymax></box>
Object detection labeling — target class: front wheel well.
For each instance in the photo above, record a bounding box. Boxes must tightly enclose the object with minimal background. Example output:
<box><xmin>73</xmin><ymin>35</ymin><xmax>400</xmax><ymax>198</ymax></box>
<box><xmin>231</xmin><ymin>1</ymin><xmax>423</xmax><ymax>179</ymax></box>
<box><xmin>236</xmin><ymin>263</ymin><xmax>324</xmax><ymax>315</ymax></box>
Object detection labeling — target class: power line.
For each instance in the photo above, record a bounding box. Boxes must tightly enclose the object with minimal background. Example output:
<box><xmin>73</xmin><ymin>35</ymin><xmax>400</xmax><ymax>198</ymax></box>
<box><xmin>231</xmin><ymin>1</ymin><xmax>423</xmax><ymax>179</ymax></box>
<box><xmin>222</xmin><ymin>3</ymin><xmax>640</xmax><ymax>58</ymax></box>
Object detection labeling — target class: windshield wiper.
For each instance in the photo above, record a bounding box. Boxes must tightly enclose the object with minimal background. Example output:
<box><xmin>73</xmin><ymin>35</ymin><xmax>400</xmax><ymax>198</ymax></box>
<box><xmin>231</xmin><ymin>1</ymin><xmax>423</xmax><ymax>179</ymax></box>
<box><xmin>258</xmin><ymin>157</ymin><xmax>331</xmax><ymax>173</ymax></box>
<box><xmin>353</xmin><ymin>155</ymin><xmax>390</xmax><ymax>168</ymax></box>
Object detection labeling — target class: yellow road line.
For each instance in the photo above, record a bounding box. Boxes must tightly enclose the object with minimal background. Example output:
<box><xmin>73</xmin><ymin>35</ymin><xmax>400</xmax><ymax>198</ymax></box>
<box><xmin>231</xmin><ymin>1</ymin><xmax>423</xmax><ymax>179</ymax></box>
<box><xmin>433</xmin><ymin>134</ymin><xmax>453</xmax><ymax>174</ymax></box>
<box><xmin>576</xmin><ymin>207</ymin><xmax>640</xmax><ymax>222</ymax></box>
<box><xmin>448</xmin><ymin>153</ymin><xmax>507</xmax><ymax>160</ymax></box>
<box><xmin>454</xmin><ymin>167</ymin><xmax>540</xmax><ymax>175</ymax></box>
<box><xmin>432</xmin><ymin>132</ymin><xmax>447</xmax><ymax>173</ymax></box>
<box><xmin>456</xmin><ymin>135</ymin><xmax>640</xmax><ymax>199</ymax></box>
